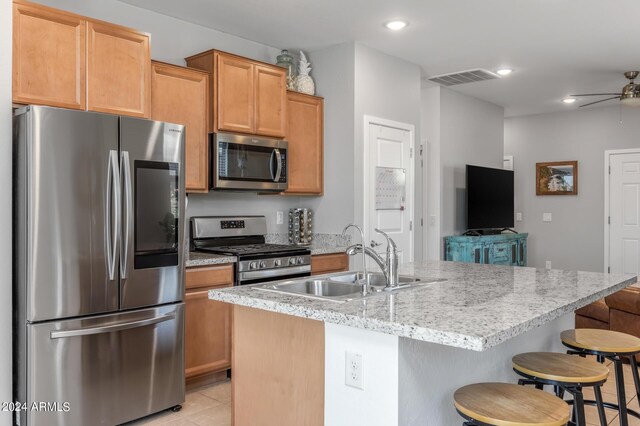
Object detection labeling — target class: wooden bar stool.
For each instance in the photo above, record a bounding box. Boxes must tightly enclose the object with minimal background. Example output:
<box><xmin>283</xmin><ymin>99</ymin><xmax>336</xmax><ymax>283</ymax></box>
<box><xmin>512</xmin><ymin>352</ymin><xmax>609</xmax><ymax>426</ymax></box>
<box><xmin>561</xmin><ymin>329</ymin><xmax>640</xmax><ymax>426</ymax></box>
<box><xmin>454</xmin><ymin>382</ymin><xmax>571</xmax><ymax>426</ymax></box>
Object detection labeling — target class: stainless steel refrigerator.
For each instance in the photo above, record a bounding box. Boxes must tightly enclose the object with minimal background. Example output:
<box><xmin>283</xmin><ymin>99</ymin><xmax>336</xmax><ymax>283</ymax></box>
<box><xmin>13</xmin><ymin>106</ymin><xmax>186</xmax><ymax>426</ymax></box>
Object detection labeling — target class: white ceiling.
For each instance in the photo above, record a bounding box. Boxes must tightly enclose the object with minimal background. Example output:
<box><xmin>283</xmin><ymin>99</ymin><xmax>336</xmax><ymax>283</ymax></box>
<box><xmin>120</xmin><ymin>0</ymin><xmax>640</xmax><ymax>117</ymax></box>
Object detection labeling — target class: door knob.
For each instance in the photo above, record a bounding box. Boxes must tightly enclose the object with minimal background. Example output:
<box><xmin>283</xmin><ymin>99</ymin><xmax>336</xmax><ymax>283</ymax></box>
<box><xmin>370</xmin><ymin>240</ymin><xmax>382</xmax><ymax>247</ymax></box>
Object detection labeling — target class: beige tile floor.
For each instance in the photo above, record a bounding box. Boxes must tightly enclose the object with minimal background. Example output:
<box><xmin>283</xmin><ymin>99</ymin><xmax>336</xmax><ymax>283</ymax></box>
<box><xmin>121</xmin><ymin>358</ymin><xmax>640</xmax><ymax>426</ymax></box>
<box><xmin>122</xmin><ymin>380</ymin><xmax>231</xmax><ymax>426</ymax></box>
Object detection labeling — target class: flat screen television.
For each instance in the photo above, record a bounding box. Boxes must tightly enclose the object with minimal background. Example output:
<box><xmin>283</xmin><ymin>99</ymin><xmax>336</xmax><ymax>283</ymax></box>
<box><xmin>466</xmin><ymin>165</ymin><xmax>514</xmax><ymax>231</ymax></box>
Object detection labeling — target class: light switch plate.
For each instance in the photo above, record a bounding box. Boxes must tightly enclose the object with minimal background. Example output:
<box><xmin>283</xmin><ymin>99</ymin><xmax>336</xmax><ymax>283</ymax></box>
<box><xmin>543</xmin><ymin>213</ymin><xmax>552</xmax><ymax>222</ymax></box>
<box><xmin>276</xmin><ymin>211</ymin><xmax>284</xmax><ymax>225</ymax></box>
<box><xmin>516</xmin><ymin>212</ymin><xmax>523</xmax><ymax>222</ymax></box>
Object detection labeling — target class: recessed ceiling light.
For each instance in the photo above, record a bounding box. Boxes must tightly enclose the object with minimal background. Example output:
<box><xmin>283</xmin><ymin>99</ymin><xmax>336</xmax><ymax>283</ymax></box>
<box><xmin>496</xmin><ymin>68</ymin><xmax>513</xmax><ymax>76</ymax></box>
<box><xmin>562</xmin><ymin>97</ymin><xmax>577</xmax><ymax>104</ymax></box>
<box><xmin>385</xmin><ymin>20</ymin><xmax>408</xmax><ymax>31</ymax></box>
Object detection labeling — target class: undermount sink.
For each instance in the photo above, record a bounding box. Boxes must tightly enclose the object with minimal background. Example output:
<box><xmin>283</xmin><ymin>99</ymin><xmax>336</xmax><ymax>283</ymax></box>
<box><xmin>254</xmin><ymin>272</ymin><xmax>446</xmax><ymax>302</ymax></box>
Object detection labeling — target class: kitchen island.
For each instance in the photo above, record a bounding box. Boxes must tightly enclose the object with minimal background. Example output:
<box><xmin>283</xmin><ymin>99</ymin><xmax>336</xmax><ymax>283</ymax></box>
<box><xmin>209</xmin><ymin>261</ymin><xmax>636</xmax><ymax>426</ymax></box>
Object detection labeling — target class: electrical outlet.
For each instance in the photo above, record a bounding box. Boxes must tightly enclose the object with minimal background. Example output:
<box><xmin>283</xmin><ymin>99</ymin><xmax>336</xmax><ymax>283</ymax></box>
<box><xmin>516</xmin><ymin>212</ymin><xmax>523</xmax><ymax>222</ymax></box>
<box><xmin>546</xmin><ymin>261</ymin><xmax>552</xmax><ymax>269</ymax></box>
<box><xmin>543</xmin><ymin>213</ymin><xmax>552</xmax><ymax>222</ymax></box>
<box><xmin>276</xmin><ymin>211</ymin><xmax>283</xmax><ymax>225</ymax></box>
<box><xmin>429</xmin><ymin>215</ymin><xmax>436</xmax><ymax>226</ymax></box>
<box><xmin>345</xmin><ymin>352</ymin><xmax>364</xmax><ymax>390</ymax></box>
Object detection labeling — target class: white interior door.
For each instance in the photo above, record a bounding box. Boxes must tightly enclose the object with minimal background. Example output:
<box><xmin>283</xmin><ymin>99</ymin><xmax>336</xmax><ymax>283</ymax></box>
<box><xmin>365</xmin><ymin>121</ymin><xmax>414</xmax><ymax>269</ymax></box>
<box><xmin>609</xmin><ymin>152</ymin><xmax>640</xmax><ymax>275</ymax></box>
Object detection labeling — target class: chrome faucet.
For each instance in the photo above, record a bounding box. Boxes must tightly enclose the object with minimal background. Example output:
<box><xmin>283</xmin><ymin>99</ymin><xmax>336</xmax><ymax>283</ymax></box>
<box><xmin>341</xmin><ymin>224</ymin><xmax>369</xmax><ymax>296</ymax></box>
<box><xmin>344</xmin><ymin>227</ymin><xmax>399</xmax><ymax>290</ymax></box>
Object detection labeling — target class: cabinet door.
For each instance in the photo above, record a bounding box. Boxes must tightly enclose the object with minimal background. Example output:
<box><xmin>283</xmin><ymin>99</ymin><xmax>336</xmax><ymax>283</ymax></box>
<box><xmin>87</xmin><ymin>21</ymin><xmax>150</xmax><ymax>117</ymax></box>
<box><xmin>151</xmin><ymin>62</ymin><xmax>210</xmax><ymax>193</ymax></box>
<box><xmin>254</xmin><ymin>65</ymin><xmax>287</xmax><ymax>137</ymax></box>
<box><xmin>13</xmin><ymin>1</ymin><xmax>86</xmax><ymax>109</ymax></box>
<box><xmin>489</xmin><ymin>241</ymin><xmax>513</xmax><ymax>265</ymax></box>
<box><xmin>185</xmin><ymin>285</ymin><xmax>232</xmax><ymax>379</ymax></box>
<box><xmin>311</xmin><ymin>253</ymin><xmax>348</xmax><ymax>275</ymax></box>
<box><xmin>215</xmin><ymin>52</ymin><xmax>254</xmax><ymax>133</ymax></box>
<box><xmin>285</xmin><ymin>92</ymin><xmax>324</xmax><ymax>195</ymax></box>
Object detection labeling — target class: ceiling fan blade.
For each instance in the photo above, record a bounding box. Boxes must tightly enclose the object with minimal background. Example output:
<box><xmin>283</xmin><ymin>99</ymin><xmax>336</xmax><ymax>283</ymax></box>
<box><xmin>578</xmin><ymin>96</ymin><xmax>621</xmax><ymax>107</ymax></box>
<box><xmin>570</xmin><ymin>93</ymin><xmax>621</xmax><ymax>97</ymax></box>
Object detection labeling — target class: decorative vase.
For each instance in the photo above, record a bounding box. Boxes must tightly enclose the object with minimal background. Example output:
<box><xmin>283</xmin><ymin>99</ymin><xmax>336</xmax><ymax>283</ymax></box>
<box><xmin>275</xmin><ymin>49</ymin><xmax>296</xmax><ymax>90</ymax></box>
<box><xmin>294</xmin><ymin>51</ymin><xmax>315</xmax><ymax>95</ymax></box>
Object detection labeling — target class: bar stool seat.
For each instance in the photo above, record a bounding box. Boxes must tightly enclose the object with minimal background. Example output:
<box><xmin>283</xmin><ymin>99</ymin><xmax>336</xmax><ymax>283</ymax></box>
<box><xmin>561</xmin><ymin>329</ymin><xmax>640</xmax><ymax>354</ymax></box>
<box><xmin>513</xmin><ymin>352</ymin><xmax>609</xmax><ymax>384</ymax></box>
<box><xmin>513</xmin><ymin>352</ymin><xmax>609</xmax><ymax>426</ymax></box>
<box><xmin>454</xmin><ymin>383</ymin><xmax>571</xmax><ymax>426</ymax></box>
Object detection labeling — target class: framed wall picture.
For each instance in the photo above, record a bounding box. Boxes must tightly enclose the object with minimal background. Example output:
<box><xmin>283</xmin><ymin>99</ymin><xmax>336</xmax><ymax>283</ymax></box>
<box><xmin>536</xmin><ymin>161</ymin><xmax>578</xmax><ymax>195</ymax></box>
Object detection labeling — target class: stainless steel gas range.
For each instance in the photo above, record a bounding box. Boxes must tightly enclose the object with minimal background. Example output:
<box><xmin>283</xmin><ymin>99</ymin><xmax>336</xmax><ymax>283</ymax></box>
<box><xmin>190</xmin><ymin>216</ymin><xmax>311</xmax><ymax>285</ymax></box>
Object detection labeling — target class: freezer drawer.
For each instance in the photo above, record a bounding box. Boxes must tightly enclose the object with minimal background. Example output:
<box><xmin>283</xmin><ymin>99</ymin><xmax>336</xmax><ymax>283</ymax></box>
<box><xmin>20</xmin><ymin>304</ymin><xmax>184</xmax><ymax>426</ymax></box>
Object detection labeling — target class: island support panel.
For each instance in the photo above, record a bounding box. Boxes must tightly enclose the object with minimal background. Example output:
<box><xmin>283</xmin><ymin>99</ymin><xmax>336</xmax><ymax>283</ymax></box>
<box><xmin>232</xmin><ymin>305</ymin><xmax>325</xmax><ymax>426</ymax></box>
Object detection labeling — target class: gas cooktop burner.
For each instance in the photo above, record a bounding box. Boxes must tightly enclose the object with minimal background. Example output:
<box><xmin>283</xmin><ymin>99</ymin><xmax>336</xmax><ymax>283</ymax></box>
<box><xmin>197</xmin><ymin>243</ymin><xmax>305</xmax><ymax>256</ymax></box>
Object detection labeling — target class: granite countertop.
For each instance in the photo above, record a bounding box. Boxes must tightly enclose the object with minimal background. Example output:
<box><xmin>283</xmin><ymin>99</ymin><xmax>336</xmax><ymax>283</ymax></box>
<box><xmin>209</xmin><ymin>261</ymin><xmax>637</xmax><ymax>351</ymax></box>
<box><xmin>186</xmin><ymin>251</ymin><xmax>237</xmax><ymax>268</ymax></box>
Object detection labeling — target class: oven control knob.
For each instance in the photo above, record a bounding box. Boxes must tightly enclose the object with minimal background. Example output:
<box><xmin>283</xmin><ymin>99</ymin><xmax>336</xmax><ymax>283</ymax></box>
<box><xmin>249</xmin><ymin>261</ymin><xmax>258</xmax><ymax>270</ymax></box>
<box><xmin>274</xmin><ymin>259</ymin><xmax>282</xmax><ymax>267</ymax></box>
<box><xmin>297</xmin><ymin>257</ymin><xmax>305</xmax><ymax>265</ymax></box>
<box><xmin>259</xmin><ymin>261</ymin><xmax>267</xmax><ymax>268</ymax></box>
<box><xmin>289</xmin><ymin>258</ymin><xmax>297</xmax><ymax>266</ymax></box>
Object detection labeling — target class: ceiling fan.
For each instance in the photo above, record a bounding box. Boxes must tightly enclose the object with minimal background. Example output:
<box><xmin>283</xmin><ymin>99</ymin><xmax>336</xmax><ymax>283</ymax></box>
<box><xmin>570</xmin><ymin>71</ymin><xmax>640</xmax><ymax>107</ymax></box>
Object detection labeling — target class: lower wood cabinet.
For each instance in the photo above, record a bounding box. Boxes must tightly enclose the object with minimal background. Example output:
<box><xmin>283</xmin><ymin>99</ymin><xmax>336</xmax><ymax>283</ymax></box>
<box><xmin>185</xmin><ymin>264</ymin><xmax>234</xmax><ymax>385</ymax></box>
<box><xmin>311</xmin><ymin>253</ymin><xmax>349</xmax><ymax>275</ymax></box>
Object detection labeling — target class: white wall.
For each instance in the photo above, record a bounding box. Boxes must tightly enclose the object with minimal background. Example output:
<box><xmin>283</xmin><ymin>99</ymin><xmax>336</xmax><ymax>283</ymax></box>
<box><xmin>440</xmin><ymin>88</ymin><xmax>505</xmax><ymax>237</ymax></box>
<box><xmin>422</xmin><ymin>87</ymin><xmax>442</xmax><ymax>261</ymax></box>
<box><xmin>1</xmin><ymin>0</ymin><xmax>11</xmax><ymax>422</ymax></box>
<box><xmin>505</xmin><ymin>105</ymin><xmax>640</xmax><ymax>271</ymax></box>
<box><xmin>353</xmin><ymin>44</ymin><xmax>423</xmax><ymax>260</ymax></box>
<box><xmin>421</xmin><ymin>87</ymin><xmax>505</xmax><ymax>259</ymax></box>
<box><xmin>306</xmin><ymin>43</ymin><xmax>356</xmax><ymax>234</ymax></box>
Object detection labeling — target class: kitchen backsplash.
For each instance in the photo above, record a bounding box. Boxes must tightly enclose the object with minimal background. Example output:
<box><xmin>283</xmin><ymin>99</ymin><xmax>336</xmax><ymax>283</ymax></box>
<box><xmin>265</xmin><ymin>233</ymin><xmax>351</xmax><ymax>247</ymax></box>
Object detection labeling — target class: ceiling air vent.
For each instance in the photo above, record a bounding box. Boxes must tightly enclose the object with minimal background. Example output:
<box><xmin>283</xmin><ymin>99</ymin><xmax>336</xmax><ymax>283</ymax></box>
<box><xmin>427</xmin><ymin>69</ymin><xmax>500</xmax><ymax>87</ymax></box>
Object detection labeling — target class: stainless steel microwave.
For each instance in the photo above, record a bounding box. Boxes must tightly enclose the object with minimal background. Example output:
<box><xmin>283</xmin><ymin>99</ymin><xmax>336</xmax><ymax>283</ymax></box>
<box><xmin>211</xmin><ymin>132</ymin><xmax>288</xmax><ymax>192</ymax></box>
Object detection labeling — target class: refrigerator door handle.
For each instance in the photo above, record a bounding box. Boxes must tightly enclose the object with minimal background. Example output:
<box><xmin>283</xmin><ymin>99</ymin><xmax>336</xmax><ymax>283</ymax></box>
<box><xmin>49</xmin><ymin>312</ymin><xmax>176</xmax><ymax>339</ymax></box>
<box><xmin>106</xmin><ymin>150</ymin><xmax>121</xmax><ymax>281</ymax></box>
<box><xmin>120</xmin><ymin>151</ymin><xmax>132</xmax><ymax>278</ymax></box>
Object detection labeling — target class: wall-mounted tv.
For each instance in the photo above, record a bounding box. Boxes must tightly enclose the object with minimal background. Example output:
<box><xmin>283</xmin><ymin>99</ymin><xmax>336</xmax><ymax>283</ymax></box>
<box><xmin>466</xmin><ymin>165</ymin><xmax>514</xmax><ymax>231</ymax></box>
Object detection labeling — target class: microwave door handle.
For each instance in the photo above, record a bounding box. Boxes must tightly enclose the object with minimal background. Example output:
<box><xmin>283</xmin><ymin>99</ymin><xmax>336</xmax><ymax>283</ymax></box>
<box><xmin>120</xmin><ymin>151</ymin><xmax>132</xmax><ymax>279</ymax></box>
<box><xmin>273</xmin><ymin>148</ymin><xmax>282</xmax><ymax>182</ymax></box>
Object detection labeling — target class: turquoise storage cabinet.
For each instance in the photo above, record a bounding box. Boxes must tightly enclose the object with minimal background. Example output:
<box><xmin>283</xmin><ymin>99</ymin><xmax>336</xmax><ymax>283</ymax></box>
<box><xmin>444</xmin><ymin>233</ymin><xmax>528</xmax><ymax>266</ymax></box>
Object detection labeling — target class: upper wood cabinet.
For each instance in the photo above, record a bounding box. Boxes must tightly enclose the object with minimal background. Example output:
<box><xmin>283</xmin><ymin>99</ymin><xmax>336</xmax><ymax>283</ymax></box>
<box><xmin>254</xmin><ymin>65</ymin><xmax>287</xmax><ymax>137</ymax></box>
<box><xmin>13</xmin><ymin>0</ymin><xmax>86</xmax><ymax>109</ymax></box>
<box><xmin>151</xmin><ymin>61</ymin><xmax>210</xmax><ymax>192</ymax></box>
<box><xmin>87</xmin><ymin>21</ymin><xmax>150</xmax><ymax>118</ymax></box>
<box><xmin>12</xmin><ymin>0</ymin><xmax>150</xmax><ymax>118</ymax></box>
<box><xmin>285</xmin><ymin>91</ymin><xmax>324</xmax><ymax>195</ymax></box>
<box><xmin>186</xmin><ymin>50</ymin><xmax>287</xmax><ymax>137</ymax></box>
<box><xmin>216</xmin><ymin>53</ymin><xmax>254</xmax><ymax>134</ymax></box>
